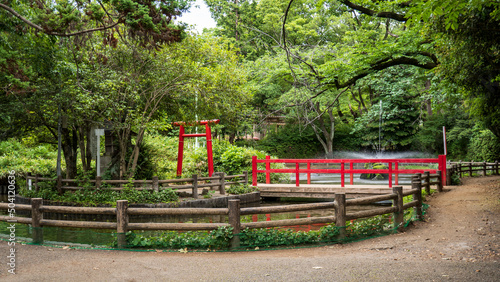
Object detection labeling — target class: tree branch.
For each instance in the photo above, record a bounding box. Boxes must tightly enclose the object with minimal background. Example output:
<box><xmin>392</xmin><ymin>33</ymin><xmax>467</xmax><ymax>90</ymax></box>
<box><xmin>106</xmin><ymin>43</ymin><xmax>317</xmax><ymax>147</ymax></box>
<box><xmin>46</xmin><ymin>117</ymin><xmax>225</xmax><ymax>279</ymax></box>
<box><xmin>332</xmin><ymin>55</ymin><xmax>438</xmax><ymax>89</ymax></box>
<box><xmin>0</xmin><ymin>3</ymin><xmax>120</xmax><ymax>37</ymax></box>
<box><xmin>340</xmin><ymin>0</ymin><xmax>407</xmax><ymax>22</ymax></box>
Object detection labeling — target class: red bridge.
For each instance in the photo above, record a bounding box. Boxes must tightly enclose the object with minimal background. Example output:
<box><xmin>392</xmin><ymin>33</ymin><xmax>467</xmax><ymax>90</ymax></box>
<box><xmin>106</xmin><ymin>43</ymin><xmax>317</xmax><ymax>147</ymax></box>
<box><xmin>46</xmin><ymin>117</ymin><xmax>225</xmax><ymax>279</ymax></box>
<box><xmin>252</xmin><ymin>155</ymin><xmax>447</xmax><ymax>198</ymax></box>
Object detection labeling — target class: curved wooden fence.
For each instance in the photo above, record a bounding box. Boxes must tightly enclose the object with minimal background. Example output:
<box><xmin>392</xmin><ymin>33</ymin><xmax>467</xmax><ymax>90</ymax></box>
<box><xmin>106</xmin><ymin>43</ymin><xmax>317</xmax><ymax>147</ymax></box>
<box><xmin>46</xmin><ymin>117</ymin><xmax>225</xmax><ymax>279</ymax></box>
<box><xmin>25</xmin><ymin>172</ymin><xmax>248</xmax><ymax>199</ymax></box>
<box><xmin>1</xmin><ymin>174</ymin><xmax>431</xmax><ymax>249</ymax></box>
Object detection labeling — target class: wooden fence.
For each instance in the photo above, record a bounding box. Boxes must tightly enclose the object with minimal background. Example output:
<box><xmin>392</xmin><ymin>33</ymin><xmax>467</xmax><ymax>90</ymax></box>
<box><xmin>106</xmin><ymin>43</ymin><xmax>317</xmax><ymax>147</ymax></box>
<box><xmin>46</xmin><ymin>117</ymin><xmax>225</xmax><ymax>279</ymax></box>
<box><xmin>412</xmin><ymin>171</ymin><xmax>443</xmax><ymax>193</ymax></box>
<box><xmin>0</xmin><ymin>177</ymin><xmax>425</xmax><ymax>249</ymax></box>
<box><xmin>25</xmin><ymin>172</ymin><xmax>248</xmax><ymax>199</ymax></box>
<box><xmin>447</xmin><ymin>161</ymin><xmax>499</xmax><ymax>184</ymax></box>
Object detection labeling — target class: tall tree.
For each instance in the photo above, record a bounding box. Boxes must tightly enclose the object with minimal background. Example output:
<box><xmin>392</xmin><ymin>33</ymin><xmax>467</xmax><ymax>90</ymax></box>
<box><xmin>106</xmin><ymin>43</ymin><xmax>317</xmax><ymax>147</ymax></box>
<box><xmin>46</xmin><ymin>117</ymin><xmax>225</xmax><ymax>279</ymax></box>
<box><xmin>0</xmin><ymin>0</ymin><xmax>193</xmax><ymax>46</ymax></box>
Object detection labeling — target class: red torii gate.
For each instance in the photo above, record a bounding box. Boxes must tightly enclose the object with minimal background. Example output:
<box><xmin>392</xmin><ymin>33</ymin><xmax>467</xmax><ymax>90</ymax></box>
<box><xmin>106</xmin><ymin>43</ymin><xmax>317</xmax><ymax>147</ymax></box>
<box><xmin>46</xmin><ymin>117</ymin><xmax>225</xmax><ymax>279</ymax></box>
<box><xmin>173</xmin><ymin>119</ymin><xmax>220</xmax><ymax>177</ymax></box>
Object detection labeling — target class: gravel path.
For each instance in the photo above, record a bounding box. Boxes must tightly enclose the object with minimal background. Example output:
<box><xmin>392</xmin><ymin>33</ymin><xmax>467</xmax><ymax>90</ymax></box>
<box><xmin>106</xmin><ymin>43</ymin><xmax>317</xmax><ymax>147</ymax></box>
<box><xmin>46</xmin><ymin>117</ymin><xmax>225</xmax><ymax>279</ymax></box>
<box><xmin>1</xmin><ymin>176</ymin><xmax>499</xmax><ymax>281</ymax></box>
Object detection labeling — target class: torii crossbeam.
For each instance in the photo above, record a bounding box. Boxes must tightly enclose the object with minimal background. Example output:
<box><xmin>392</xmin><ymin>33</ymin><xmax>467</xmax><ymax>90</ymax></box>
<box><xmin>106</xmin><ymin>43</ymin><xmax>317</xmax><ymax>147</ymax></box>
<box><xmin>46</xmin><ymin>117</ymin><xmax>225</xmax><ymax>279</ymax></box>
<box><xmin>173</xmin><ymin>119</ymin><xmax>220</xmax><ymax>177</ymax></box>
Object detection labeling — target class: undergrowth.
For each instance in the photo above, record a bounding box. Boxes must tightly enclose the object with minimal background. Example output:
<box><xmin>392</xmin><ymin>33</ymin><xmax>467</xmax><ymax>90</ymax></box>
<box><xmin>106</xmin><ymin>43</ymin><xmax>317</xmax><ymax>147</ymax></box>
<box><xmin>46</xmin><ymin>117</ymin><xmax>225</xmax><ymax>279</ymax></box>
<box><xmin>20</xmin><ymin>180</ymin><xmax>179</xmax><ymax>206</ymax></box>
<box><xmin>118</xmin><ymin>215</ymin><xmax>395</xmax><ymax>251</ymax></box>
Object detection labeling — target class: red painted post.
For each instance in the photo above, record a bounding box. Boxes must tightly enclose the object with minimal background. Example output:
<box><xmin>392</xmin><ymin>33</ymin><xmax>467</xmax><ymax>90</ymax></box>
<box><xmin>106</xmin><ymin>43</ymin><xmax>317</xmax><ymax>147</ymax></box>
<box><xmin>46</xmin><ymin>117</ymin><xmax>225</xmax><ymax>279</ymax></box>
<box><xmin>395</xmin><ymin>162</ymin><xmax>399</xmax><ymax>185</ymax></box>
<box><xmin>439</xmin><ymin>155</ymin><xmax>447</xmax><ymax>186</ymax></box>
<box><xmin>296</xmin><ymin>162</ymin><xmax>300</xmax><ymax>187</ymax></box>
<box><xmin>307</xmin><ymin>162</ymin><xmax>311</xmax><ymax>184</ymax></box>
<box><xmin>176</xmin><ymin>125</ymin><xmax>185</xmax><ymax>176</ymax></box>
<box><xmin>341</xmin><ymin>162</ymin><xmax>345</xmax><ymax>187</ymax></box>
<box><xmin>350</xmin><ymin>162</ymin><xmax>354</xmax><ymax>185</ymax></box>
<box><xmin>252</xmin><ymin>156</ymin><xmax>257</xmax><ymax>186</ymax></box>
<box><xmin>388</xmin><ymin>162</ymin><xmax>393</xmax><ymax>188</ymax></box>
<box><xmin>205</xmin><ymin>124</ymin><xmax>214</xmax><ymax>177</ymax></box>
<box><xmin>265</xmin><ymin>155</ymin><xmax>271</xmax><ymax>184</ymax></box>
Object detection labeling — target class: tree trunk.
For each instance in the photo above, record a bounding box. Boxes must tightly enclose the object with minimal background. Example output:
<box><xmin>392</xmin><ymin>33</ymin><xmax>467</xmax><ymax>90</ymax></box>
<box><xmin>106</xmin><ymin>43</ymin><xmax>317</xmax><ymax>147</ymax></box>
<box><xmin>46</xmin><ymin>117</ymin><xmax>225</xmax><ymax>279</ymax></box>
<box><xmin>311</xmin><ymin>102</ymin><xmax>335</xmax><ymax>158</ymax></box>
<box><xmin>61</xmin><ymin>127</ymin><xmax>78</xmax><ymax>179</ymax></box>
<box><xmin>77</xmin><ymin>123</ymin><xmax>93</xmax><ymax>172</ymax></box>
<box><xmin>126</xmin><ymin>128</ymin><xmax>145</xmax><ymax>179</ymax></box>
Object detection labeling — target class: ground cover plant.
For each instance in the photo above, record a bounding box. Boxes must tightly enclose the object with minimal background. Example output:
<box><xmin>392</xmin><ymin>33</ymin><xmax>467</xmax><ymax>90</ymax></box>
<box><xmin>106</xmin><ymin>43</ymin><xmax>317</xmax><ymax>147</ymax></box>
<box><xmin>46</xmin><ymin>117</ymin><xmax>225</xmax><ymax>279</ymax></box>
<box><xmin>118</xmin><ymin>214</ymin><xmax>398</xmax><ymax>251</ymax></box>
<box><xmin>19</xmin><ymin>180</ymin><xmax>179</xmax><ymax>206</ymax></box>
<box><xmin>225</xmin><ymin>183</ymin><xmax>259</xmax><ymax>195</ymax></box>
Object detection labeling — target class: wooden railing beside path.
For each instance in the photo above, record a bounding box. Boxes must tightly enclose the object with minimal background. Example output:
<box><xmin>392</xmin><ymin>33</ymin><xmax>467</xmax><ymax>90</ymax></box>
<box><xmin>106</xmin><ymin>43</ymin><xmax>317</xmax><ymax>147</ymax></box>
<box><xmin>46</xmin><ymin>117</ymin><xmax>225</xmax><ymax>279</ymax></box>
<box><xmin>413</xmin><ymin>171</ymin><xmax>443</xmax><ymax>193</ymax></box>
<box><xmin>447</xmin><ymin>161</ymin><xmax>499</xmax><ymax>183</ymax></box>
<box><xmin>25</xmin><ymin>172</ymin><xmax>248</xmax><ymax>199</ymax></box>
<box><xmin>1</xmin><ymin>176</ymin><xmax>426</xmax><ymax>249</ymax></box>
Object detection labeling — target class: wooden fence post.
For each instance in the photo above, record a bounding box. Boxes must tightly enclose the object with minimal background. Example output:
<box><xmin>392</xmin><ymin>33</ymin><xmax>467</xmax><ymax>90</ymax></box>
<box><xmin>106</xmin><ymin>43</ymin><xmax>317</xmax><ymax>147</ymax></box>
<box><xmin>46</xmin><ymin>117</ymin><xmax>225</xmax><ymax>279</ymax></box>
<box><xmin>31</xmin><ymin>198</ymin><xmax>43</xmax><ymax>244</ymax></box>
<box><xmin>116</xmin><ymin>200</ymin><xmax>129</xmax><ymax>249</ymax></box>
<box><xmin>243</xmin><ymin>171</ymin><xmax>248</xmax><ymax>184</ymax></box>
<box><xmin>228</xmin><ymin>199</ymin><xmax>241</xmax><ymax>249</ymax></box>
<box><xmin>423</xmin><ymin>172</ymin><xmax>430</xmax><ymax>194</ymax></box>
<box><xmin>334</xmin><ymin>193</ymin><xmax>346</xmax><ymax>239</ymax></box>
<box><xmin>496</xmin><ymin>161</ymin><xmax>499</xmax><ymax>175</ymax></box>
<box><xmin>152</xmin><ymin>176</ymin><xmax>159</xmax><ymax>192</ymax></box>
<box><xmin>192</xmin><ymin>174</ymin><xmax>198</xmax><ymax>199</ymax></box>
<box><xmin>469</xmin><ymin>162</ymin><xmax>473</xmax><ymax>177</ymax></box>
<box><xmin>393</xmin><ymin>186</ymin><xmax>404</xmax><ymax>230</ymax></box>
<box><xmin>96</xmin><ymin>176</ymin><xmax>102</xmax><ymax>189</ymax></box>
<box><xmin>219</xmin><ymin>172</ymin><xmax>226</xmax><ymax>195</ymax></box>
<box><xmin>415</xmin><ymin>173</ymin><xmax>422</xmax><ymax>183</ymax></box>
<box><xmin>446</xmin><ymin>167</ymin><xmax>453</xmax><ymax>186</ymax></box>
<box><xmin>436</xmin><ymin>171</ymin><xmax>443</xmax><ymax>192</ymax></box>
<box><xmin>412</xmin><ymin>176</ymin><xmax>423</xmax><ymax>221</ymax></box>
<box><xmin>483</xmin><ymin>161</ymin><xmax>487</xmax><ymax>176</ymax></box>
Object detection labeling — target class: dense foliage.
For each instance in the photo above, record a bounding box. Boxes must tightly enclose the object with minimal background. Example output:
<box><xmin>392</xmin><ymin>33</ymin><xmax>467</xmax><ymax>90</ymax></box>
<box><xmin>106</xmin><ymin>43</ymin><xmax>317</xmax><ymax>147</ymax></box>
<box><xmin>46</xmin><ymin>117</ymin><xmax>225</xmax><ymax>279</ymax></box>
<box><xmin>2</xmin><ymin>0</ymin><xmax>499</xmax><ymax>187</ymax></box>
<box><xmin>0</xmin><ymin>139</ymin><xmax>59</xmax><ymax>178</ymax></box>
<box><xmin>20</xmin><ymin>183</ymin><xmax>179</xmax><ymax>206</ymax></box>
<box><xmin>118</xmin><ymin>214</ymin><xmax>394</xmax><ymax>250</ymax></box>
<box><xmin>254</xmin><ymin>123</ymin><xmax>322</xmax><ymax>158</ymax></box>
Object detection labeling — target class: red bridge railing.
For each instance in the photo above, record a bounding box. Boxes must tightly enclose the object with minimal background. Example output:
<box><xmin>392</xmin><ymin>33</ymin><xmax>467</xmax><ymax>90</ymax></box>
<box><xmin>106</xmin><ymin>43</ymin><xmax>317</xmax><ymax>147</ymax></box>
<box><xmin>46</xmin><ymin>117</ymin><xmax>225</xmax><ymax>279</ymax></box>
<box><xmin>252</xmin><ymin>155</ymin><xmax>447</xmax><ymax>188</ymax></box>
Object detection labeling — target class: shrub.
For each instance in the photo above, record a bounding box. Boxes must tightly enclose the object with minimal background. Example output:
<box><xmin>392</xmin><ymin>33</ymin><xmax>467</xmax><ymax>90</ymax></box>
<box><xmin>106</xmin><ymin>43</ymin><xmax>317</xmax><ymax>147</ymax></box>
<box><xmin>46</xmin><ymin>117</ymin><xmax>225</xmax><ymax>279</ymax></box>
<box><xmin>466</xmin><ymin>127</ymin><xmax>500</xmax><ymax>162</ymax></box>
<box><xmin>19</xmin><ymin>182</ymin><xmax>179</xmax><ymax>206</ymax></box>
<box><xmin>0</xmin><ymin>138</ymin><xmax>59</xmax><ymax>179</ymax></box>
<box><xmin>226</xmin><ymin>183</ymin><xmax>259</xmax><ymax>194</ymax></box>
<box><xmin>255</xmin><ymin>124</ymin><xmax>322</xmax><ymax>158</ymax></box>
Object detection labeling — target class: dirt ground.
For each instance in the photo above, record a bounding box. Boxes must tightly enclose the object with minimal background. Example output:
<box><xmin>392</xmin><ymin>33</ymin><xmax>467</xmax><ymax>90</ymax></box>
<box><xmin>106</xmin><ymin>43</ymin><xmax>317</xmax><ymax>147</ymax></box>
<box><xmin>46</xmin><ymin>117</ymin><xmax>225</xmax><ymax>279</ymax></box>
<box><xmin>1</xmin><ymin>176</ymin><xmax>499</xmax><ymax>281</ymax></box>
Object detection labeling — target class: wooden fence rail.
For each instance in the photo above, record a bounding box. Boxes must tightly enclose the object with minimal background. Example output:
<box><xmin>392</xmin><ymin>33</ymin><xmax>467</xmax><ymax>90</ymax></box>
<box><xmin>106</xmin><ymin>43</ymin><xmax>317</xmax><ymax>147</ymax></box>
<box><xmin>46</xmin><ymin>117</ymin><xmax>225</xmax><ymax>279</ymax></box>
<box><xmin>25</xmin><ymin>172</ymin><xmax>249</xmax><ymax>199</ymax></box>
<box><xmin>412</xmin><ymin>171</ymin><xmax>443</xmax><ymax>193</ymax></box>
<box><xmin>447</xmin><ymin>161</ymin><xmax>499</xmax><ymax>184</ymax></box>
<box><xmin>0</xmin><ymin>178</ymin><xmax>424</xmax><ymax>249</ymax></box>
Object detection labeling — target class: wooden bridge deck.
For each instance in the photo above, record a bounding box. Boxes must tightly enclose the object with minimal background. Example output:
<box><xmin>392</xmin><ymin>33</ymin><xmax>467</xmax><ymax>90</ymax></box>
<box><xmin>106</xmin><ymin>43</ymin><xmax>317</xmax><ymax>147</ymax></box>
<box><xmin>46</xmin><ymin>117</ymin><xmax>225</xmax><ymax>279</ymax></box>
<box><xmin>257</xmin><ymin>184</ymin><xmax>412</xmax><ymax>199</ymax></box>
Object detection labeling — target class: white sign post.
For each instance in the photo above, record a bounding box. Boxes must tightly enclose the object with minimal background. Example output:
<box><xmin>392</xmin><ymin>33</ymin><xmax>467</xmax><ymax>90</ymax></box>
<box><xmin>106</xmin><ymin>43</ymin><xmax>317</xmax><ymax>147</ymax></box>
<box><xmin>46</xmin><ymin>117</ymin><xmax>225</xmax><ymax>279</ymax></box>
<box><xmin>95</xmin><ymin>129</ymin><xmax>105</xmax><ymax>176</ymax></box>
<box><xmin>443</xmin><ymin>126</ymin><xmax>447</xmax><ymax>155</ymax></box>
